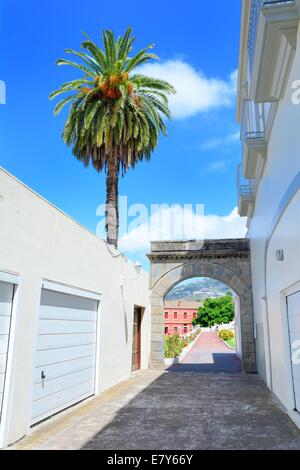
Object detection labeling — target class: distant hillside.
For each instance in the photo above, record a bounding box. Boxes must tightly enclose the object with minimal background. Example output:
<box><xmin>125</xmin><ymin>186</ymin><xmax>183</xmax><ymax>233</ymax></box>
<box><xmin>165</xmin><ymin>278</ymin><xmax>231</xmax><ymax>302</ymax></box>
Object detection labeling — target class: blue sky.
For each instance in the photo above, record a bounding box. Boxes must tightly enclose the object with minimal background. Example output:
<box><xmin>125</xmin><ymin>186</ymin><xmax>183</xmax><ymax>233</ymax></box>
<box><xmin>0</xmin><ymin>0</ymin><xmax>246</xmax><ymax>269</ymax></box>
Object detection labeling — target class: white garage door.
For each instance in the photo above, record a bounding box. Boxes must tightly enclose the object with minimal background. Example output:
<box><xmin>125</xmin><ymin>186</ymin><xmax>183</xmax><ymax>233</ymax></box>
<box><xmin>31</xmin><ymin>288</ymin><xmax>99</xmax><ymax>425</ymax></box>
<box><xmin>287</xmin><ymin>291</ymin><xmax>300</xmax><ymax>412</ymax></box>
<box><xmin>0</xmin><ymin>281</ymin><xmax>14</xmax><ymax>421</ymax></box>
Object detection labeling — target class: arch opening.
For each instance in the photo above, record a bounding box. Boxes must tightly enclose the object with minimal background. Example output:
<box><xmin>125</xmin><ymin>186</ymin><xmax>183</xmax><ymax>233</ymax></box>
<box><xmin>163</xmin><ymin>277</ymin><xmax>243</xmax><ymax>373</ymax></box>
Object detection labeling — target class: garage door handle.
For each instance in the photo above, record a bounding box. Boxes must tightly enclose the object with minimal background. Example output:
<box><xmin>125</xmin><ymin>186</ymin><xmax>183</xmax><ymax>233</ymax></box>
<box><xmin>41</xmin><ymin>371</ymin><xmax>46</xmax><ymax>388</ymax></box>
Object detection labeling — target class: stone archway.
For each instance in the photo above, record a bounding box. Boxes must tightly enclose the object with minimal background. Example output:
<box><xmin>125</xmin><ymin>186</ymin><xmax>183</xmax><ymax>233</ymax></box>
<box><xmin>147</xmin><ymin>239</ymin><xmax>256</xmax><ymax>374</ymax></box>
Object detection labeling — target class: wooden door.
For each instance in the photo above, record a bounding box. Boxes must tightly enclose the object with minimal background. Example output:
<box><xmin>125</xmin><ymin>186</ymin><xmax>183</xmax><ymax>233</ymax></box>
<box><xmin>132</xmin><ymin>307</ymin><xmax>141</xmax><ymax>372</ymax></box>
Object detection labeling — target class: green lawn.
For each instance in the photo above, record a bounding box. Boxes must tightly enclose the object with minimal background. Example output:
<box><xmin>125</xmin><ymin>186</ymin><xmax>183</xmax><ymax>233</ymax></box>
<box><xmin>225</xmin><ymin>337</ymin><xmax>236</xmax><ymax>349</ymax></box>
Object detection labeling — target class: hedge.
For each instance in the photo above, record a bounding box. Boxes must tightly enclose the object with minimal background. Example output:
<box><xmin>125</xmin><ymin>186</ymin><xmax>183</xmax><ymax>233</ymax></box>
<box><xmin>164</xmin><ymin>331</ymin><xmax>200</xmax><ymax>359</ymax></box>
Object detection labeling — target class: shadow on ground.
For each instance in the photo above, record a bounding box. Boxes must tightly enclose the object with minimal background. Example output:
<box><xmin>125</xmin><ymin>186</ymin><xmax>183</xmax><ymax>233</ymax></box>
<box><xmin>80</xmin><ymin>371</ymin><xmax>300</xmax><ymax>450</ymax></box>
<box><xmin>167</xmin><ymin>353</ymin><xmax>242</xmax><ymax>374</ymax></box>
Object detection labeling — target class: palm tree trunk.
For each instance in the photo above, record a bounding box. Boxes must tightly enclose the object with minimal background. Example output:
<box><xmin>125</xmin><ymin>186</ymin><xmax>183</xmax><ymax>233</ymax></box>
<box><xmin>106</xmin><ymin>157</ymin><xmax>119</xmax><ymax>249</ymax></box>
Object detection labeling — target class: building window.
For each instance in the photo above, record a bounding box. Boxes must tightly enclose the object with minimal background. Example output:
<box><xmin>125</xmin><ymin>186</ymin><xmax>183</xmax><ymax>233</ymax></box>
<box><xmin>165</xmin><ymin>327</ymin><xmax>169</xmax><ymax>335</ymax></box>
<box><xmin>184</xmin><ymin>325</ymin><xmax>188</xmax><ymax>334</ymax></box>
<box><xmin>165</xmin><ymin>312</ymin><xmax>168</xmax><ymax>319</ymax></box>
<box><xmin>174</xmin><ymin>312</ymin><xmax>178</xmax><ymax>319</ymax></box>
<box><xmin>184</xmin><ymin>312</ymin><xmax>187</xmax><ymax>319</ymax></box>
<box><xmin>174</xmin><ymin>327</ymin><xmax>178</xmax><ymax>334</ymax></box>
<box><xmin>193</xmin><ymin>313</ymin><xmax>197</xmax><ymax>319</ymax></box>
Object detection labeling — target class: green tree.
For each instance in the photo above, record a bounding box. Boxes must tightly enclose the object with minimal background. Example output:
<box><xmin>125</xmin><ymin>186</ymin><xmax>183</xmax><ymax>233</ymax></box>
<box><xmin>50</xmin><ymin>28</ymin><xmax>175</xmax><ymax>248</ymax></box>
<box><xmin>193</xmin><ymin>295</ymin><xmax>234</xmax><ymax>328</ymax></box>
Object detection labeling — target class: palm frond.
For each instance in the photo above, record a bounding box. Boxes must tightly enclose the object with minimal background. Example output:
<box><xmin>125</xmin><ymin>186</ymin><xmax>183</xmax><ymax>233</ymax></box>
<box><xmin>56</xmin><ymin>59</ymin><xmax>95</xmax><ymax>77</ymax></box>
<box><xmin>54</xmin><ymin>95</ymin><xmax>77</xmax><ymax>115</ymax></box>
<box><xmin>125</xmin><ymin>48</ymin><xmax>158</xmax><ymax>73</ymax></box>
<box><xmin>64</xmin><ymin>49</ymin><xmax>102</xmax><ymax>74</ymax></box>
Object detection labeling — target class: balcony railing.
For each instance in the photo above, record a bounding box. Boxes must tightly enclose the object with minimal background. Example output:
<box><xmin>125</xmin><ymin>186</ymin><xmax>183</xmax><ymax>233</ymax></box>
<box><xmin>237</xmin><ymin>164</ymin><xmax>255</xmax><ymax>215</ymax></box>
<box><xmin>241</xmin><ymin>99</ymin><xmax>268</xmax><ymax>142</ymax></box>
<box><xmin>248</xmin><ymin>0</ymin><xmax>295</xmax><ymax>77</ymax></box>
<box><xmin>237</xmin><ymin>164</ymin><xmax>255</xmax><ymax>198</ymax></box>
<box><xmin>240</xmin><ymin>98</ymin><xmax>269</xmax><ymax>178</ymax></box>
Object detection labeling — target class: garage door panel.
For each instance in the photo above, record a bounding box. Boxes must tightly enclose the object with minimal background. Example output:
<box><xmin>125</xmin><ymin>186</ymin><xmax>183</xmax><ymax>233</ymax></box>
<box><xmin>0</xmin><ymin>335</ymin><xmax>9</xmax><ymax>354</ymax></box>
<box><xmin>292</xmin><ymin>363</ymin><xmax>300</xmax><ymax>382</ymax></box>
<box><xmin>33</xmin><ymin>368</ymin><xmax>95</xmax><ymax>401</ymax></box>
<box><xmin>0</xmin><ymin>316</ymin><xmax>11</xmax><ymax>335</ymax></box>
<box><xmin>0</xmin><ymin>354</ymin><xmax>7</xmax><ymax>374</ymax></box>
<box><xmin>33</xmin><ymin>356</ymin><xmax>96</xmax><ymax>384</ymax></box>
<box><xmin>289</xmin><ymin>331</ymin><xmax>300</xmax><ymax>345</ymax></box>
<box><xmin>287</xmin><ymin>293</ymin><xmax>300</xmax><ymax>315</ymax></box>
<box><xmin>39</xmin><ymin>305</ymin><xmax>97</xmax><ymax>322</ymax></box>
<box><xmin>288</xmin><ymin>314</ymin><xmax>300</xmax><ymax>334</ymax></box>
<box><xmin>31</xmin><ymin>379</ymin><xmax>94</xmax><ymax>423</ymax></box>
<box><xmin>41</xmin><ymin>290</ymin><xmax>97</xmax><ymax>312</ymax></box>
<box><xmin>36</xmin><ymin>332</ymin><xmax>97</xmax><ymax>351</ymax></box>
<box><xmin>0</xmin><ymin>282</ymin><xmax>14</xmax><ymax>302</ymax></box>
<box><xmin>38</xmin><ymin>319</ymin><xmax>97</xmax><ymax>335</ymax></box>
<box><xmin>0</xmin><ymin>372</ymin><xmax>4</xmax><ymax>392</ymax></box>
<box><xmin>35</xmin><ymin>343</ymin><xmax>96</xmax><ymax>367</ymax></box>
<box><xmin>0</xmin><ymin>301</ymin><xmax>13</xmax><ymax>317</ymax></box>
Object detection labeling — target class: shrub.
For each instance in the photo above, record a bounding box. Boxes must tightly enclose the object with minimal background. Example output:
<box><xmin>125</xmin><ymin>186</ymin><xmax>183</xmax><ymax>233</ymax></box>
<box><xmin>219</xmin><ymin>329</ymin><xmax>234</xmax><ymax>341</ymax></box>
<box><xmin>164</xmin><ymin>330</ymin><xmax>201</xmax><ymax>358</ymax></box>
<box><xmin>164</xmin><ymin>335</ymin><xmax>183</xmax><ymax>358</ymax></box>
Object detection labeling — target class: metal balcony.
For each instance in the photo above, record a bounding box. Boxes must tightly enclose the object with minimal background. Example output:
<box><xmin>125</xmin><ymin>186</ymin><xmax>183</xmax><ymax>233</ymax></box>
<box><xmin>237</xmin><ymin>165</ymin><xmax>255</xmax><ymax>217</ymax></box>
<box><xmin>241</xmin><ymin>99</ymin><xmax>266</xmax><ymax>140</ymax></box>
<box><xmin>248</xmin><ymin>0</ymin><xmax>296</xmax><ymax>78</ymax></box>
<box><xmin>241</xmin><ymin>99</ymin><xmax>268</xmax><ymax>178</ymax></box>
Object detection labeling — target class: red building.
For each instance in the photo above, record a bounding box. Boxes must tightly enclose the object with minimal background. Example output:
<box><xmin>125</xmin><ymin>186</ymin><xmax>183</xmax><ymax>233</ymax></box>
<box><xmin>164</xmin><ymin>300</ymin><xmax>202</xmax><ymax>336</ymax></box>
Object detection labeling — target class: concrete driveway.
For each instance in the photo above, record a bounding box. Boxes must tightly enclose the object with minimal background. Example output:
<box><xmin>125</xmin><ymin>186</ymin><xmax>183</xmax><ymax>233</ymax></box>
<box><xmin>168</xmin><ymin>331</ymin><xmax>242</xmax><ymax>373</ymax></box>
<box><xmin>12</xmin><ymin>368</ymin><xmax>300</xmax><ymax>450</ymax></box>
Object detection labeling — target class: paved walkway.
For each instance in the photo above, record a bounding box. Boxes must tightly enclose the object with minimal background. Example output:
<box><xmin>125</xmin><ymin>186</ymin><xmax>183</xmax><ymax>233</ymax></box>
<box><xmin>13</xmin><ymin>368</ymin><xmax>300</xmax><ymax>450</ymax></box>
<box><xmin>168</xmin><ymin>331</ymin><xmax>242</xmax><ymax>373</ymax></box>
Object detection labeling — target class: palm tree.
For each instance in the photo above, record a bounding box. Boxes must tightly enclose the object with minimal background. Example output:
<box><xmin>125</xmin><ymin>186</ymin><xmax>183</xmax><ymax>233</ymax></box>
<box><xmin>50</xmin><ymin>27</ymin><xmax>175</xmax><ymax>248</ymax></box>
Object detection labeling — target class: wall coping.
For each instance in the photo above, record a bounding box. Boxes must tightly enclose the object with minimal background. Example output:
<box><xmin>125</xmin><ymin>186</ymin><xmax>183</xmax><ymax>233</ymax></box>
<box><xmin>147</xmin><ymin>239</ymin><xmax>250</xmax><ymax>261</ymax></box>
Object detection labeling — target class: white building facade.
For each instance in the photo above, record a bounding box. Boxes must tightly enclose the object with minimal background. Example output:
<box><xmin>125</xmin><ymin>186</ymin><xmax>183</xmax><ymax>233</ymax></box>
<box><xmin>237</xmin><ymin>0</ymin><xmax>300</xmax><ymax>428</ymax></box>
<box><xmin>0</xmin><ymin>168</ymin><xmax>151</xmax><ymax>447</ymax></box>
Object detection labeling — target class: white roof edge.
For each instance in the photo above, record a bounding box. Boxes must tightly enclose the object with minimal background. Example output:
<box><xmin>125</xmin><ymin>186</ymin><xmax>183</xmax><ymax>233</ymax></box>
<box><xmin>236</xmin><ymin>0</ymin><xmax>251</xmax><ymax>123</ymax></box>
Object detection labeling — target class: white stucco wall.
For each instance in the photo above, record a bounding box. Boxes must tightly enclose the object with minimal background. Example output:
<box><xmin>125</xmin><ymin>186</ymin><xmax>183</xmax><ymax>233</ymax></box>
<box><xmin>248</xmin><ymin>25</ymin><xmax>300</xmax><ymax>413</ymax></box>
<box><xmin>0</xmin><ymin>167</ymin><xmax>151</xmax><ymax>447</ymax></box>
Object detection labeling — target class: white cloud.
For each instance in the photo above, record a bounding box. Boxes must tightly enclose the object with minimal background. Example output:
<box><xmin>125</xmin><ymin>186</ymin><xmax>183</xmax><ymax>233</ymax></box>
<box><xmin>206</xmin><ymin>160</ymin><xmax>231</xmax><ymax>173</ymax></box>
<box><xmin>228</xmin><ymin>131</ymin><xmax>240</xmax><ymax>142</ymax></box>
<box><xmin>119</xmin><ymin>207</ymin><xmax>247</xmax><ymax>254</ymax></box>
<box><xmin>200</xmin><ymin>208</ymin><xmax>247</xmax><ymax>239</ymax></box>
<box><xmin>138</xmin><ymin>60</ymin><xmax>237</xmax><ymax>119</ymax></box>
<box><xmin>202</xmin><ymin>131</ymin><xmax>240</xmax><ymax>151</ymax></box>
